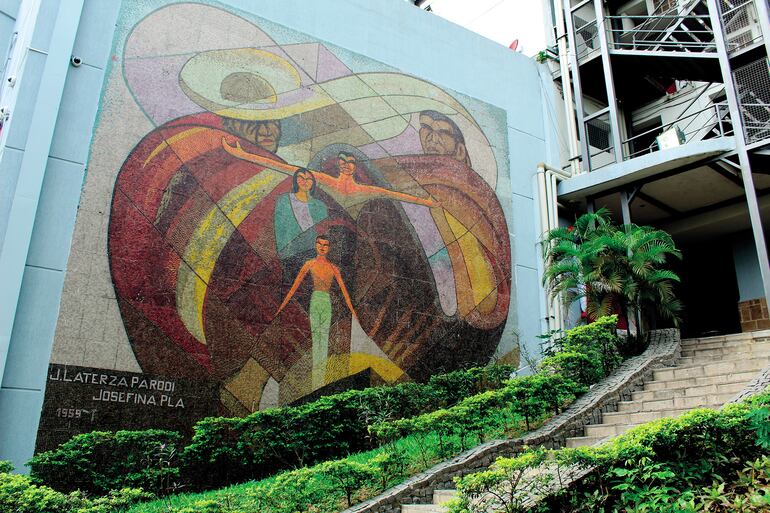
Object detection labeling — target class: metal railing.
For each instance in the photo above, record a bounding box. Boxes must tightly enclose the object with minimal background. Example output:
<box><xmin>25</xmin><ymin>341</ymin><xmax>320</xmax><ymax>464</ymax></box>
<box><xmin>622</xmin><ymin>102</ymin><xmax>732</xmax><ymax>160</ymax></box>
<box><xmin>720</xmin><ymin>0</ymin><xmax>763</xmax><ymax>52</ymax></box>
<box><xmin>605</xmin><ymin>14</ymin><xmax>717</xmax><ymax>52</ymax></box>
<box><xmin>583</xmin><ymin>102</ymin><xmax>733</xmax><ymax>170</ymax></box>
<box><xmin>734</xmin><ymin>57</ymin><xmax>770</xmax><ymax>144</ymax></box>
<box><xmin>741</xmin><ymin>103</ymin><xmax>770</xmax><ymax>143</ymax></box>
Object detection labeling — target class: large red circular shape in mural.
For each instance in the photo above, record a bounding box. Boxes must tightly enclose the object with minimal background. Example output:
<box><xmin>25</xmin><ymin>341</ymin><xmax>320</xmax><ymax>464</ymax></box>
<box><xmin>109</xmin><ymin>112</ymin><xmax>511</xmax><ymax>414</ymax></box>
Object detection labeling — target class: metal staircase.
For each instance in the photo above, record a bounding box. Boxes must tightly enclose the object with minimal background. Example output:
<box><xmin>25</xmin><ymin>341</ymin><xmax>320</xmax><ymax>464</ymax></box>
<box><xmin>607</xmin><ymin>0</ymin><xmax>716</xmax><ymax>53</ymax></box>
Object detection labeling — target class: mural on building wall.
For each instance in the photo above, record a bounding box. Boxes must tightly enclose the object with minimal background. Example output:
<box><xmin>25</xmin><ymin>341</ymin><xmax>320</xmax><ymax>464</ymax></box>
<box><xmin>37</xmin><ymin>2</ymin><xmax>515</xmax><ymax>449</ymax></box>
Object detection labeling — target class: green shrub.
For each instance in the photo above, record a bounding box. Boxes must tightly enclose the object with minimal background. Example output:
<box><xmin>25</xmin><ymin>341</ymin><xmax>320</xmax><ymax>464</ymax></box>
<box><xmin>540</xmin><ymin>315</ymin><xmax>621</xmax><ymax>385</ymax></box>
<box><xmin>0</xmin><ymin>460</ymin><xmax>12</xmax><ymax>473</ymax></box>
<box><xmin>29</xmin><ymin>430</ymin><xmax>182</xmax><ymax>496</ymax></box>
<box><xmin>449</xmin><ymin>450</ymin><xmax>552</xmax><ymax>513</ymax></box>
<box><xmin>181</xmin><ymin>364</ymin><xmax>514</xmax><ymax>488</ymax></box>
<box><xmin>0</xmin><ymin>466</ymin><xmax>153</xmax><ymax>513</ymax></box>
<box><xmin>0</xmin><ymin>472</ymin><xmax>71</xmax><ymax>513</ymax></box>
<box><xmin>318</xmin><ymin>459</ymin><xmax>378</xmax><ymax>506</ymax></box>
<box><xmin>31</xmin><ymin>365</ymin><xmax>513</xmax><ymax>495</ymax></box>
<box><xmin>68</xmin><ymin>488</ymin><xmax>155</xmax><ymax>513</ymax></box>
<box><xmin>539</xmin><ymin>390</ymin><xmax>770</xmax><ymax>511</ymax></box>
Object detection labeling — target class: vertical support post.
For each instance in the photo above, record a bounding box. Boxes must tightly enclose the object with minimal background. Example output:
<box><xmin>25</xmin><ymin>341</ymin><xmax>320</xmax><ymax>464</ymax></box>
<box><xmin>564</xmin><ymin>2</ymin><xmax>591</xmax><ymax>171</ymax></box>
<box><xmin>707</xmin><ymin>0</ymin><xmax>770</xmax><ymax>310</ymax></box>
<box><xmin>620</xmin><ymin>190</ymin><xmax>632</xmax><ymax>225</ymax></box>
<box><xmin>752</xmin><ymin>0</ymin><xmax>770</xmax><ymax>62</ymax></box>
<box><xmin>553</xmin><ymin>0</ymin><xmax>582</xmax><ymax>175</ymax></box>
<box><xmin>594</xmin><ymin>0</ymin><xmax>624</xmax><ymax>162</ymax></box>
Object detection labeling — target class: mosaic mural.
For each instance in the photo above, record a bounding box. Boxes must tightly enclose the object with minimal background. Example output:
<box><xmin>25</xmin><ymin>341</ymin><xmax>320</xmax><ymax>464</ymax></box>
<box><xmin>37</xmin><ymin>2</ymin><xmax>515</xmax><ymax>448</ymax></box>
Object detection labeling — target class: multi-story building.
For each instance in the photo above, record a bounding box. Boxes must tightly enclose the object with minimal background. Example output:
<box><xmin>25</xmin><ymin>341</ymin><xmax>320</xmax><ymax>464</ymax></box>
<box><xmin>538</xmin><ymin>0</ymin><xmax>770</xmax><ymax>337</ymax></box>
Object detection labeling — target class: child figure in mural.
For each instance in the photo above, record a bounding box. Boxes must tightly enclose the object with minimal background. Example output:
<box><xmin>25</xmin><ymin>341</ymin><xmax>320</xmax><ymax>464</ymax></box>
<box><xmin>275</xmin><ymin>235</ymin><xmax>358</xmax><ymax>390</ymax></box>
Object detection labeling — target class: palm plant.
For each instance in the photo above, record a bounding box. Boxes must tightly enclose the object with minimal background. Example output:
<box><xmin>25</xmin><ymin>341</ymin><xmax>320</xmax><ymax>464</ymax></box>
<box><xmin>542</xmin><ymin>208</ymin><xmax>683</xmax><ymax>341</ymax></box>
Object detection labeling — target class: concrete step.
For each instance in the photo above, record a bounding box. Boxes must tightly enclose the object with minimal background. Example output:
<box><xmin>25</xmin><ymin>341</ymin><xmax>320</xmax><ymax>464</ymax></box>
<box><xmin>680</xmin><ymin>337</ymin><xmax>770</xmax><ymax>352</ymax></box>
<box><xmin>584</xmin><ymin>422</ymin><xmax>639</xmax><ymax>439</ymax></box>
<box><xmin>680</xmin><ymin>345</ymin><xmax>770</xmax><ymax>359</ymax></box>
<box><xmin>617</xmin><ymin>392</ymin><xmax>733</xmax><ymax>412</ymax></box>
<box><xmin>632</xmin><ymin>380</ymin><xmax>746</xmax><ymax>402</ymax></box>
<box><xmin>402</xmin><ymin>505</ymin><xmax>446</xmax><ymax>513</ymax></box>
<box><xmin>643</xmin><ymin>370</ymin><xmax>759</xmax><ymax>391</ymax></box>
<box><xmin>681</xmin><ymin>330</ymin><xmax>770</xmax><ymax>343</ymax></box>
<box><xmin>652</xmin><ymin>357</ymin><xmax>770</xmax><ymax>381</ymax></box>
<box><xmin>565</xmin><ymin>435</ymin><xmax>608</xmax><ymax>448</ymax></box>
<box><xmin>433</xmin><ymin>490</ymin><xmax>457</xmax><ymax>505</ymax></box>
<box><xmin>585</xmin><ymin>407</ymin><xmax>716</xmax><ymax>437</ymax></box>
<box><xmin>598</xmin><ymin>406</ymin><xmax>717</xmax><ymax>428</ymax></box>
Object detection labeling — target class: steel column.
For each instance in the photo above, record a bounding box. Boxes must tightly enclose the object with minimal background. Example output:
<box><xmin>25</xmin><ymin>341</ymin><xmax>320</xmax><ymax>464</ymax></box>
<box><xmin>707</xmin><ymin>0</ymin><xmax>770</xmax><ymax>309</ymax></box>
<box><xmin>594</xmin><ymin>0</ymin><xmax>624</xmax><ymax>163</ymax></box>
<box><xmin>564</xmin><ymin>2</ymin><xmax>591</xmax><ymax>172</ymax></box>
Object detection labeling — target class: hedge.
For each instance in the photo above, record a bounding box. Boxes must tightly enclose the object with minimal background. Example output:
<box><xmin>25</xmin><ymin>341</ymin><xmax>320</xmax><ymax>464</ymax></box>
<box><xmin>31</xmin><ymin>364</ymin><xmax>514</xmax><ymax>493</ymax></box>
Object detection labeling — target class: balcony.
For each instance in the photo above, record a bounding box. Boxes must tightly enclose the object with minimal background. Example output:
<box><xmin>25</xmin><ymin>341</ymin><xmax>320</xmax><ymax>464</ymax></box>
<box><xmin>584</xmin><ymin>102</ymin><xmax>734</xmax><ymax>172</ymax></box>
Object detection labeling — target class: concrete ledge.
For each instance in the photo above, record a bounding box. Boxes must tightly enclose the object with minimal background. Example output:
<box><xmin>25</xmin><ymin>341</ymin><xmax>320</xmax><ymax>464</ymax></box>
<box><xmin>342</xmin><ymin>329</ymin><xmax>681</xmax><ymax>513</ymax></box>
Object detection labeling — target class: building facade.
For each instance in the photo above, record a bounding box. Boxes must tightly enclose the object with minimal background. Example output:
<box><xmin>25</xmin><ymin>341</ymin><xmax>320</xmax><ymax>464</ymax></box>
<box><xmin>540</xmin><ymin>0</ymin><xmax>770</xmax><ymax>336</ymax></box>
<box><xmin>0</xmin><ymin>0</ymin><xmax>558</xmax><ymax>470</ymax></box>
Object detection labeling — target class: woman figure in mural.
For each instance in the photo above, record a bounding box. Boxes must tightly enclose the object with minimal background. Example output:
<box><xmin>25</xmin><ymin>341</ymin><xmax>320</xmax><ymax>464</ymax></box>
<box><xmin>274</xmin><ymin>168</ymin><xmax>329</xmax><ymax>260</ymax></box>
<box><xmin>276</xmin><ymin>235</ymin><xmax>358</xmax><ymax>390</ymax></box>
<box><xmin>222</xmin><ymin>138</ymin><xmax>438</xmax><ymax>209</ymax></box>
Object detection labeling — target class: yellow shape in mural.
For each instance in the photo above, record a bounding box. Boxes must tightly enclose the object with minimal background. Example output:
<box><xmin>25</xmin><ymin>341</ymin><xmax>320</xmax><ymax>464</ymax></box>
<box><xmin>445</xmin><ymin>212</ymin><xmax>495</xmax><ymax>309</ymax></box>
<box><xmin>177</xmin><ymin>170</ymin><xmax>286</xmax><ymax>343</ymax></box>
<box><xmin>326</xmin><ymin>353</ymin><xmax>405</xmax><ymax>384</ymax></box>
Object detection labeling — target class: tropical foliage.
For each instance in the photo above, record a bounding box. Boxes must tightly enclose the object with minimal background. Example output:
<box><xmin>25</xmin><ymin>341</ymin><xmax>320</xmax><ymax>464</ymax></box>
<box><xmin>542</xmin><ymin>208</ymin><xmax>682</xmax><ymax>339</ymax></box>
<box><xmin>449</xmin><ymin>389</ymin><xmax>770</xmax><ymax>513</ymax></box>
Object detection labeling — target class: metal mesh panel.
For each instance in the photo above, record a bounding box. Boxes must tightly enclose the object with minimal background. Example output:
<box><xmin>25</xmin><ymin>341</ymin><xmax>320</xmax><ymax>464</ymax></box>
<box><xmin>586</xmin><ymin>112</ymin><xmax>615</xmax><ymax>170</ymax></box>
<box><xmin>733</xmin><ymin>57</ymin><xmax>770</xmax><ymax>143</ymax></box>
<box><xmin>719</xmin><ymin>0</ymin><xmax>762</xmax><ymax>52</ymax></box>
<box><xmin>573</xmin><ymin>14</ymin><xmax>599</xmax><ymax>60</ymax></box>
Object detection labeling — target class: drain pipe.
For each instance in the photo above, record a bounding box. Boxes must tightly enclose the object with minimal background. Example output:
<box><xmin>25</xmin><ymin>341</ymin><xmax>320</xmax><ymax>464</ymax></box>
<box><xmin>553</xmin><ymin>0</ymin><xmax>582</xmax><ymax>175</ymax></box>
<box><xmin>537</xmin><ymin>163</ymin><xmax>572</xmax><ymax>334</ymax></box>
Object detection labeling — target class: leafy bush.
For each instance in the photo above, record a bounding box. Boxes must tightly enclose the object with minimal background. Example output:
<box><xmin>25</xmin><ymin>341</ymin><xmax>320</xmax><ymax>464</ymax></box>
<box><xmin>181</xmin><ymin>364</ymin><xmax>514</xmax><ymax>488</ymax></box>
<box><xmin>29</xmin><ymin>430</ymin><xmax>182</xmax><ymax>496</ymax></box>
<box><xmin>0</xmin><ymin>466</ymin><xmax>152</xmax><ymax>513</ymax></box>
<box><xmin>448</xmin><ymin>449</ymin><xmax>552</xmax><ymax>513</ymax></box>
<box><xmin>540</xmin><ymin>315</ymin><xmax>622</xmax><ymax>386</ymax></box>
<box><xmin>372</xmin><ymin>373</ymin><xmax>584</xmax><ymax>453</ymax></box>
<box><xmin>0</xmin><ymin>472</ymin><xmax>72</xmax><ymax>513</ymax></box>
<box><xmin>0</xmin><ymin>460</ymin><xmax>12</xmax><ymax>473</ymax></box>
<box><xmin>534</xmin><ymin>390</ymin><xmax>770</xmax><ymax>512</ymax></box>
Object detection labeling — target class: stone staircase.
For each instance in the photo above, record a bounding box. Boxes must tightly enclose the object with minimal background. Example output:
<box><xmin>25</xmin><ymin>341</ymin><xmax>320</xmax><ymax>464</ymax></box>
<box><xmin>397</xmin><ymin>331</ymin><xmax>770</xmax><ymax>512</ymax></box>
<box><xmin>566</xmin><ymin>331</ymin><xmax>770</xmax><ymax>447</ymax></box>
<box><xmin>402</xmin><ymin>489</ymin><xmax>457</xmax><ymax>513</ymax></box>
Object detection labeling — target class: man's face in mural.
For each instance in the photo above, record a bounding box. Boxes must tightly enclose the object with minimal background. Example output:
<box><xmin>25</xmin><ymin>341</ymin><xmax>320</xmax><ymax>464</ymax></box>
<box><xmin>223</xmin><ymin>118</ymin><xmax>281</xmax><ymax>153</ymax></box>
<box><xmin>315</xmin><ymin>237</ymin><xmax>330</xmax><ymax>256</ymax></box>
<box><xmin>419</xmin><ymin>112</ymin><xmax>468</xmax><ymax>164</ymax></box>
<box><xmin>337</xmin><ymin>153</ymin><xmax>357</xmax><ymax>177</ymax></box>
<box><xmin>255</xmin><ymin>120</ymin><xmax>281</xmax><ymax>153</ymax></box>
